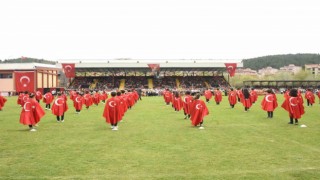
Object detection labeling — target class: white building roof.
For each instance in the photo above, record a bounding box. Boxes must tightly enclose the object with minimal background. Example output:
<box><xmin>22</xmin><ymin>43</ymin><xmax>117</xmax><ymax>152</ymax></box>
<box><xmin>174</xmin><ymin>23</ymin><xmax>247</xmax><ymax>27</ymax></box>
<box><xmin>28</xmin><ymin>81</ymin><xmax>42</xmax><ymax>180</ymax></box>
<box><xmin>0</xmin><ymin>63</ymin><xmax>58</xmax><ymax>70</ymax></box>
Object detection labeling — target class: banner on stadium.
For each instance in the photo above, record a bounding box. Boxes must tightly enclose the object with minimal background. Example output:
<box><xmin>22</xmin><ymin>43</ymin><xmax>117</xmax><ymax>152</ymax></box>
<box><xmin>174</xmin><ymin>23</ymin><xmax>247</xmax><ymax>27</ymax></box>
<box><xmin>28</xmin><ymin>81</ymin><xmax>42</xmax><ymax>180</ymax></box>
<box><xmin>62</xmin><ymin>63</ymin><xmax>76</xmax><ymax>78</ymax></box>
<box><xmin>224</xmin><ymin>63</ymin><xmax>237</xmax><ymax>77</ymax></box>
<box><xmin>14</xmin><ymin>71</ymin><xmax>35</xmax><ymax>92</ymax></box>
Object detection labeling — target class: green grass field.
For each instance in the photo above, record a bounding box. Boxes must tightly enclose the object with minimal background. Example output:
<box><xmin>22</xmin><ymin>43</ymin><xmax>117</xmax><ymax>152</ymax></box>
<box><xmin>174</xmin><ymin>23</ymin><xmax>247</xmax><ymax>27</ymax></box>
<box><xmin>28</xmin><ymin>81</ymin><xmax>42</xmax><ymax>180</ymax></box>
<box><xmin>1</xmin><ymin>95</ymin><xmax>320</xmax><ymax>179</ymax></box>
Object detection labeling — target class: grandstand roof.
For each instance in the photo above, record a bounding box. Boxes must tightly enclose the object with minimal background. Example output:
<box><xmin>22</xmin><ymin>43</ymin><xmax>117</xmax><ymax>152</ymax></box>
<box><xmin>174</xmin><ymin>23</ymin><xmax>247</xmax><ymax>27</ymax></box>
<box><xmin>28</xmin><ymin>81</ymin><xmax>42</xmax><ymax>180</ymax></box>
<box><xmin>71</xmin><ymin>59</ymin><xmax>243</xmax><ymax>73</ymax></box>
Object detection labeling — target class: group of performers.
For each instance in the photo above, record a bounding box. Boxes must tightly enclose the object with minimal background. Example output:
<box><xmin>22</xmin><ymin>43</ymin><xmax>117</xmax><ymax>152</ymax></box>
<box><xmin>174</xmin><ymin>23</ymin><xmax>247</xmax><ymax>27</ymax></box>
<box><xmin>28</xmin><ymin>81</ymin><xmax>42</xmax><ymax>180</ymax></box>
<box><xmin>14</xmin><ymin>89</ymin><xmax>140</xmax><ymax>131</ymax></box>
<box><xmin>0</xmin><ymin>86</ymin><xmax>318</xmax><ymax>131</ymax></box>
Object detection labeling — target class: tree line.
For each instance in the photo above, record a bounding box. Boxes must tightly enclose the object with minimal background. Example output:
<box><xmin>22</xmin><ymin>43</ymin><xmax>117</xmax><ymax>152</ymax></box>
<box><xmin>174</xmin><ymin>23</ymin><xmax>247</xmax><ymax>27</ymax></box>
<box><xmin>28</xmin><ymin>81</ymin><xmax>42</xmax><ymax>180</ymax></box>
<box><xmin>0</xmin><ymin>58</ymin><xmax>56</xmax><ymax>65</ymax></box>
<box><xmin>243</xmin><ymin>54</ymin><xmax>320</xmax><ymax>70</ymax></box>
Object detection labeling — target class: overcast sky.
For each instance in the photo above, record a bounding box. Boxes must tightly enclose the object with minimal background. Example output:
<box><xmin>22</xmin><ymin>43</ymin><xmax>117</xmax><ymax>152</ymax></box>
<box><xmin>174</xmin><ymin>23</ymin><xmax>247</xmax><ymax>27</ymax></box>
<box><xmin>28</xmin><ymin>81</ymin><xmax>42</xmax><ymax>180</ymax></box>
<box><xmin>0</xmin><ymin>0</ymin><xmax>319</xmax><ymax>61</ymax></box>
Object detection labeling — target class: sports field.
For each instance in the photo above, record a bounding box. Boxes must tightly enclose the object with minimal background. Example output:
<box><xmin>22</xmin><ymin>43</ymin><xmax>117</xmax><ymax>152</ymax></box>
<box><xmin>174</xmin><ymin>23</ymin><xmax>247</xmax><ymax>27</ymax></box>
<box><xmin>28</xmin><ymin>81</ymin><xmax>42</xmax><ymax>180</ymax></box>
<box><xmin>1</xmin><ymin>95</ymin><xmax>320</xmax><ymax>179</ymax></box>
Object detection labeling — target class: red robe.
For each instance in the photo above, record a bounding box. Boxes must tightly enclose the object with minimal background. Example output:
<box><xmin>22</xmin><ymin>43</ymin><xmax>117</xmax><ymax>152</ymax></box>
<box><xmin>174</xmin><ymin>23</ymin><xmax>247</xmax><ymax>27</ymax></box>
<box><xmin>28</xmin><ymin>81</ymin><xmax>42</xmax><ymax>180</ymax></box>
<box><xmin>20</xmin><ymin>98</ymin><xmax>45</xmax><ymax>125</ymax></box>
<box><xmin>173</xmin><ymin>96</ymin><xmax>183</xmax><ymax>111</ymax></box>
<box><xmin>228</xmin><ymin>91</ymin><xmax>237</xmax><ymax>105</ymax></box>
<box><xmin>281</xmin><ymin>96</ymin><xmax>305</xmax><ymax>119</ymax></box>
<box><xmin>43</xmin><ymin>92</ymin><xmax>53</xmax><ymax>105</ymax></box>
<box><xmin>261</xmin><ymin>93</ymin><xmax>278</xmax><ymax>111</ymax></box>
<box><xmin>236</xmin><ymin>90</ymin><xmax>243</xmax><ymax>102</ymax></box>
<box><xmin>183</xmin><ymin>95</ymin><xmax>193</xmax><ymax>115</ymax></box>
<box><xmin>305</xmin><ymin>91</ymin><xmax>315</xmax><ymax>104</ymax></box>
<box><xmin>35</xmin><ymin>91</ymin><xmax>42</xmax><ymax>101</ymax></box>
<box><xmin>163</xmin><ymin>91</ymin><xmax>172</xmax><ymax>104</ymax></box>
<box><xmin>250</xmin><ymin>90</ymin><xmax>258</xmax><ymax>103</ymax></box>
<box><xmin>116</xmin><ymin>96</ymin><xmax>125</xmax><ymax>120</ymax></box>
<box><xmin>204</xmin><ymin>90</ymin><xmax>213</xmax><ymax>100</ymax></box>
<box><xmin>100</xmin><ymin>92</ymin><xmax>108</xmax><ymax>101</ymax></box>
<box><xmin>93</xmin><ymin>93</ymin><xmax>101</xmax><ymax>105</ymax></box>
<box><xmin>103</xmin><ymin>97</ymin><xmax>121</xmax><ymax>124</ymax></box>
<box><xmin>22</xmin><ymin>94</ymin><xmax>29</xmax><ymax>106</ymax></box>
<box><xmin>0</xmin><ymin>95</ymin><xmax>7</xmax><ymax>110</ymax></box>
<box><xmin>51</xmin><ymin>97</ymin><xmax>68</xmax><ymax>116</ymax></box>
<box><xmin>242</xmin><ymin>98</ymin><xmax>252</xmax><ymax>108</ymax></box>
<box><xmin>214</xmin><ymin>90</ymin><xmax>222</xmax><ymax>103</ymax></box>
<box><xmin>84</xmin><ymin>94</ymin><xmax>93</xmax><ymax>107</ymax></box>
<box><xmin>17</xmin><ymin>93</ymin><xmax>24</xmax><ymax>106</ymax></box>
<box><xmin>190</xmin><ymin>99</ymin><xmax>209</xmax><ymax>126</ymax></box>
<box><xmin>74</xmin><ymin>95</ymin><xmax>84</xmax><ymax>110</ymax></box>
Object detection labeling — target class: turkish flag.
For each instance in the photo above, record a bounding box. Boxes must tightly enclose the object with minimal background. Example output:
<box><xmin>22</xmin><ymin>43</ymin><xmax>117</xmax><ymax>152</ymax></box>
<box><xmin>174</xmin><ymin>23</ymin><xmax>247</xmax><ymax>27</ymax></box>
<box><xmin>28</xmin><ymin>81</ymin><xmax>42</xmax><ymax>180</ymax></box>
<box><xmin>14</xmin><ymin>71</ymin><xmax>35</xmax><ymax>92</ymax></box>
<box><xmin>62</xmin><ymin>63</ymin><xmax>75</xmax><ymax>78</ymax></box>
<box><xmin>147</xmin><ymin>64</ymin><xmax>160</xmax><ymax>72</ymax></box>
<box><xmin>225</xmin><ymin>63</ymin><xmax>237</xmax><ymax>77</ymax></box>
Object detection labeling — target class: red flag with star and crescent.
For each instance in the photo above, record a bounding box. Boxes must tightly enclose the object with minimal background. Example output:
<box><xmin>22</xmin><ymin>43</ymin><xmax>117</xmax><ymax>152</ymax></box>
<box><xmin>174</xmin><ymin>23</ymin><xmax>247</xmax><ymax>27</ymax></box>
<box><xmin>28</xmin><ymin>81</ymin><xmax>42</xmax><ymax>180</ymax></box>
<box><xmin>224</xmin><ymin>63</ymin><xmax>237</xmax><ymax>77</ymax></box>
<box><xmin>62</xmin><ymin>63</ymin><xmax>75</xmax><ymax>78</ymax></box>
<box><xmin>14</xmin><ymin>71</ymin><xmax>35</xmax><ymax>92</ymax></box>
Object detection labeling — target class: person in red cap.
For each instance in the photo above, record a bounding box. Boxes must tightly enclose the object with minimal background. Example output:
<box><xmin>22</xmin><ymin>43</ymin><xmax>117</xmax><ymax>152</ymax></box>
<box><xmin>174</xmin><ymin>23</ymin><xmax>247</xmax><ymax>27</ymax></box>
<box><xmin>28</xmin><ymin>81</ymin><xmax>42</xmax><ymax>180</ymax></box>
<box><xmin>20</xmin><ymin>93</ymin><xmax>45</xmax><ymax>131</ymax></box>
<box><xmin>190</xmin><ymin>93</ymin><xmax>209</xmax><ymax>129</ymax></box>
<box><xmin>43</xmin><ymin>91</ymin><xmax>53</xmax><ymax>110</ymax></box>
<box><xmin>228</xmin><ymin>88</ymin><xmax>237</xmax><ymax>108</ymax></box>
<box><xmin>103</xmin><ymin>92</ymin><xmax>121</xmax><ymax>130</ymax></box>
<box><xmin>204</xmin><ymin>88</ymin><xmax>213</xmax><ymax>103</ymax></box>
<box><xmin>281</xmin><ymin>88</ymin><xmax>305</xmax><ymax>125</ymax></box>
<box><xmin>51</xmin><ymin>92</ymin><xmax>68</xmax><ymax>122</ymax></box>
<box><xmin>261</xmin><ymin>89</ymin><xmax>278</xmax><ymax>118</ymax></box>
<box><xmin>0</xmin><ymin>92</ymin><xmax>7</xmax><ymax>111</ymax></box>
<box><xmin>305</xmin><ymin>89</ymin><xmax>315</xmax><ymax>107</ymax></box>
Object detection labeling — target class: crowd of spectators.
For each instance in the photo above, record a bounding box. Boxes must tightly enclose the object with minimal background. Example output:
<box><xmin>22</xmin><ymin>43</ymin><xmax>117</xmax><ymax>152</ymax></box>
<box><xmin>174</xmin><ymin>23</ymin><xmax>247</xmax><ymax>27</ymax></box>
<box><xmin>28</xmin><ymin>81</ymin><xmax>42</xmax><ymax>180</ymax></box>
<box><xmin>69</xmin><ymin>76</ymin><xmax>229</xmax><ymax>91</ymax></box>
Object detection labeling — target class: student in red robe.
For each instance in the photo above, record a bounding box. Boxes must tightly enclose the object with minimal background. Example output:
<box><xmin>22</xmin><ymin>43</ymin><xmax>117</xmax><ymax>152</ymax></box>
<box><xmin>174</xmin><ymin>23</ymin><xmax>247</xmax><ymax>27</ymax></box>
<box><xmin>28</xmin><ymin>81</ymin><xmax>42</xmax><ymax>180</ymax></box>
<box><xmin>0</xmin><ymin>93</ymin><xmax>7</xmax><ymax>111</ymax></box>
<box><xmin>43</xmin><ymin>91</ymin><xmax>53</xmax><ymax>110</ymax></box>
<box><xmin>214</xmin><ymin>88</ymin><xmax>222</xmax><ymax>105</ymax></box>
<box><xmin>261</xmin><ymin>89</ymin><xmax>278</xmax><ymax>118</ymax></box>
<box><xmin>100</xmin><ymin>91</ymin><xmax>108</xmax><ymax>104</ymax></box>
<box><xmin>281</xmin><ymin>88</ymin><xmax>305</xmax><ymax>125</ymax></box>
<box><xmin>173</xmin><ymin>92</ymin><xmax>183</xmax><ymax>112</ymax></box>
<box><xmin>51</xmin><ymin>92</ymin><xmax>68</xmax><ymax>122</ymax></box>
<box><xmin>20</xmin><ymin>93</ymin><xmax>45</xmax><ymax>131</ymax></box>
<box><xmin>163</xmin><ymin>89</ymin><xmax>172</xmax><ymax>105</ymax></box>
<box><xmin>250</xmin><ymin>88</ymin><xmax>258</xmax><ymax>104</ymax></box>
<box><xmin>236</xmin><ymin>88</ymin><xmax>243</xmax><ymax>102</ymax></box>
<box><xmin>228</xmin><ymin>88</ymin><xmax>237</xmax><ymax>108</ymax></box>
<box><xmin>242</xmin><ymin>88</ymin><xmax>252</xmax><ymax>112</ymax></box>
<box><xmin>93</xmin><ymin>91</ymin><xmax>101</xmax><ymax>106</ymax></box>
<box><xmin>116</xmin><ymin>91</ymin><xmax>126</xmax><ymax>121</ymax></box>
<box><xmin>103</xmin><ymin>92</ymin><xmax>121</xmax><ymax>131</ymax></box>
<box><xmin>305</xmin><ymin>89</ymin><xmax>315</xmax><ymax>107</ymax></box>
<box><xmin>74</xmin><ymin>92</ymin><xmax>84</xmax><ymax>114</ymax></box>
<box><xmin>83</xmin><ymin>91</ymin><xmax>93</xmax><ymax>109</ymax></box>
<box><xmin>22</xmin><ymin>91</ymin><xmax>29</xmax><ymax>107</ymax></box>
<box><xmin>204</xmin><ymin>89</ymin><xmax>213</xmax><ymax>103</ymax></box>
<box><xmin>190</xmin><ymin>93</ymin><xmax>209</xmax><ymax>129</ymax></box>
<box><xmin>17</xmin><ymin>92</ymin><xmax>24</xmax><ymax>106</ymax></box>
<box><xmin>35</xmin><ymin>90</ymin><xmax>42</xmax><ymax>103</ymax></box>
<box><xmin>183</xmin><ymin>91</ymin><xmax>193</xmax><ymax>119</ymax></box>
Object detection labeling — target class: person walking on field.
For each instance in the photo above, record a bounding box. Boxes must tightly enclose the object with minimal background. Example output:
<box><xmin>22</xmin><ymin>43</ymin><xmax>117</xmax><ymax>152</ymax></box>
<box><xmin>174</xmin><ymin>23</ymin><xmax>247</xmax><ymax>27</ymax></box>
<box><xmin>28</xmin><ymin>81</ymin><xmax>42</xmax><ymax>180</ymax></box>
<box><xmin>305</xmin><ymin>89</ymin><xmax>315</xmax><ymax>107</ymax></box>
<box><xmin>0</xmin><ymin>92</ymin><xmax>7</xmax><ymax>111</ymax></box>
<box><xmin>214</xmin><ymin>88</ymin><xmax>222</xmax><ymax>105</ymax></box>
<box><xmin>43</xmin><ymin>91</ymin><xmax>53</xmax><ymax>110</ymax></box>
<box><xmin>228</xmin><ymin>88</ymin><xmax>237</xmax><ymax>108</ymax></box>
<box><xmin>190</xmin><ymin>93</ymin><xmax>209</xmax><ymax>129</ymax></box>
<box><xmin>261</xmin><ymin>89</ymin><xmax>278</xmax><ymax>118</ymax></box>
<box><xmin>20</xmin><ymin>93</ymin><xmax>45</xmax><ymax>131</ymax></box>
<box><xmin>281</xmin><ymin>88</ymin><xmax>305</xmax><ymax>125</ymax></box>
<box><xmin>103</xmin><ymin>92</ymin><xmax>121</xmax><ymax>131</ymax></box>
<box><xmin>183</xmin><ymin>91</ymin><xmax>193</xmax><ymax>119</ymax></box>
<box><xmin>242</xmin><ymin>88</ymin><xmax>252</xmax><ymax>112</ymax></box>
<box><xmin>51</xmin><ymin>92</ymin><xmax>68</xmax><ymax>122</ymax></box>
<box><xmin>204</xmin><ymin>88</ymin><xmax>213</xmax><ymax>103</ymax></box>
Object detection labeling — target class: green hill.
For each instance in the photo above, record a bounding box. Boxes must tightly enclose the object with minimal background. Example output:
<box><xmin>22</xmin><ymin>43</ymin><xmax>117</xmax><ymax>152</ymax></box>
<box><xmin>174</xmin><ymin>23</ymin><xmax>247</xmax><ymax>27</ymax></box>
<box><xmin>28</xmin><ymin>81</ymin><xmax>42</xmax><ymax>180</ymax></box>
<box><xmin>0</xmin><ymin>57</ymin><xmax>56</xmax><ymax>65</ymax></box>
<box><xmin>243</xmin><ymin>54</ymin><xmax>320</xmax><ymax>70</ymax></box>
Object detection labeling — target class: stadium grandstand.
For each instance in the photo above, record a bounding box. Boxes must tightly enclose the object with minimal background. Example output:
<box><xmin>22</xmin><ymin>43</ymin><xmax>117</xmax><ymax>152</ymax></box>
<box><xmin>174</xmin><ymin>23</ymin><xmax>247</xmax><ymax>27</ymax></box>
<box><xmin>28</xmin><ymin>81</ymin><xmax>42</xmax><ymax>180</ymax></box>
<box><xmin>67</xmin><ymin>59</ymin><xmax>242</xmax><ymax>91</ymax></box>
